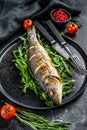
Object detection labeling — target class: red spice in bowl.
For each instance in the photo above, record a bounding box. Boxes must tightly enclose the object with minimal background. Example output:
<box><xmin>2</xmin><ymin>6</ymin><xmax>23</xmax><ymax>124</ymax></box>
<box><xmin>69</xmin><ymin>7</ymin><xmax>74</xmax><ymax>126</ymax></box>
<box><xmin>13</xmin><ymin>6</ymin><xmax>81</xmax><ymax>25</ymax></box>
<box><xmin>52</xmin><ymin>9</ymin><xmax>69</xmax><ymax>22</ymax></box>
<box><xmin>50</xmin><ymin>9</ymin><xmax>71</xmax><ymax>27</ymax></box>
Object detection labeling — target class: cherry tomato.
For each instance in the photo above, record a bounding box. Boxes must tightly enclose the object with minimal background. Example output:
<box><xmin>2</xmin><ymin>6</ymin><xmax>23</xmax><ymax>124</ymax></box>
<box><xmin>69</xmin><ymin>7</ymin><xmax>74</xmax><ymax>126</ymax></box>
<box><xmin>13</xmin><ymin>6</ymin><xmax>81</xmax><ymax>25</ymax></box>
<box><xmin>0</xmin><ymin>104</ymin><xmax>16</xmax><ymax>120</ymax></box>
<box><xmin>23</xmin><ymin>19</ymin><xmax>32</xmax><ymax>30</ymax></box>
<box><xmin>67</xmin><ymin>23</ymin><xmax>78</xmax><ymax>35</ymax></box>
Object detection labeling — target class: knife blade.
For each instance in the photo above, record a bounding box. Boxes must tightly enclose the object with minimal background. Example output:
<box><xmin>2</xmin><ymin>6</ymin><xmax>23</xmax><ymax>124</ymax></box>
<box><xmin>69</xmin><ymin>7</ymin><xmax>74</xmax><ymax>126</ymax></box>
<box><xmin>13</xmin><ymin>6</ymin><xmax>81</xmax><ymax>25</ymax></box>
<box><xmin>34</xmin><ymin>20</ymin><xmax>69</xmax><ymax>60</ymax></box>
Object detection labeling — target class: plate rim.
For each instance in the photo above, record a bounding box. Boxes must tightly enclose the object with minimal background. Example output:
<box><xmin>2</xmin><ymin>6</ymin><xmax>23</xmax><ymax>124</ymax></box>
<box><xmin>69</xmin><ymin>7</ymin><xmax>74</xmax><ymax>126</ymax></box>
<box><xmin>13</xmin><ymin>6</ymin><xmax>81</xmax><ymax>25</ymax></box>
<box><xmin>0</xmin><ymin>35</ymin><xmax>87</xmax><ymax>110</ymax></box>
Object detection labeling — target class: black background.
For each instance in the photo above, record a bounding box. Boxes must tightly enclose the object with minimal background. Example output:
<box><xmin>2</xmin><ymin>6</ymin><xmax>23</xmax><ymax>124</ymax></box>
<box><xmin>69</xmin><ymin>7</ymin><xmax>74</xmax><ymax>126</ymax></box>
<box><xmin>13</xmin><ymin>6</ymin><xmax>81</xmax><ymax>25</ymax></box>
<box><xmin>0</xmin><ymin>0</ymin><xmax>87</xmax><ymax>130</ymax></box>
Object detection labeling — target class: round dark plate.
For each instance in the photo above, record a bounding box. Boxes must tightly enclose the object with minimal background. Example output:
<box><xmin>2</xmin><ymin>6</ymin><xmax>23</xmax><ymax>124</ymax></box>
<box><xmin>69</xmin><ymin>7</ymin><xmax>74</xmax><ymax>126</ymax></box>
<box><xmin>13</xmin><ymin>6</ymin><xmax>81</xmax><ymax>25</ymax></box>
<box><xmin>0</xmin><ymin>35</ymin><xmax>87</xmax><ymax>110</ymax></box>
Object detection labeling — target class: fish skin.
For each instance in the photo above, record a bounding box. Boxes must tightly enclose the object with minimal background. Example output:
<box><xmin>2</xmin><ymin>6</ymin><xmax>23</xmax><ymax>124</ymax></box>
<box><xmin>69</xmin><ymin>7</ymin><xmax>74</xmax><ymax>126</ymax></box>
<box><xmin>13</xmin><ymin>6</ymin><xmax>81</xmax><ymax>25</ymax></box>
<box><xmin>27</xmin><ymin>25</ymin><xmax>62</xmax><ymax>105</ymax></box>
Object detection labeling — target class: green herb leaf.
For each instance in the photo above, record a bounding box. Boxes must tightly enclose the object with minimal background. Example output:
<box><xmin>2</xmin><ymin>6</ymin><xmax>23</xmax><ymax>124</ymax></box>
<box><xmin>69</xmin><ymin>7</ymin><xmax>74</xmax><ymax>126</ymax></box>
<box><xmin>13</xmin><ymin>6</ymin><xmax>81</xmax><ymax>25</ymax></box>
<box><xmin>16</xmin><ymin>108</ymin><xmax>71</xmax><ymax>130</ymax></box>
<box><xmin>13</xmin><ymin>33</ymin><xmax>75</xmax><ymax>106</ymax></box>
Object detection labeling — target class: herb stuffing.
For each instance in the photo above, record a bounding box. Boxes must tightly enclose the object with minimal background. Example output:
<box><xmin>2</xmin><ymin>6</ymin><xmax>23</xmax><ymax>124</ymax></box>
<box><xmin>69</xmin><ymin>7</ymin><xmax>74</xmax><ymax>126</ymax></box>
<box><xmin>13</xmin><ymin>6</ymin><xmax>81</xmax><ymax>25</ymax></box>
<box><xmin>13</xmin><ymin>33</ymin><xmax>75</xmax><ymax>106</ymax></box>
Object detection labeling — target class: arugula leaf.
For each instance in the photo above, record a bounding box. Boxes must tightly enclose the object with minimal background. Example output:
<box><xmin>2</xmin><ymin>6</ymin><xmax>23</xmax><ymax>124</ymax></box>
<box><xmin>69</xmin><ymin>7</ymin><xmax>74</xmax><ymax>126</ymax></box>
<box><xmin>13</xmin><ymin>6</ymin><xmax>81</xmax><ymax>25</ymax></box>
<box><xmin>13</xmin><ymin>34</ymin><xmax>75</xmax><ymax>106</ymax></box>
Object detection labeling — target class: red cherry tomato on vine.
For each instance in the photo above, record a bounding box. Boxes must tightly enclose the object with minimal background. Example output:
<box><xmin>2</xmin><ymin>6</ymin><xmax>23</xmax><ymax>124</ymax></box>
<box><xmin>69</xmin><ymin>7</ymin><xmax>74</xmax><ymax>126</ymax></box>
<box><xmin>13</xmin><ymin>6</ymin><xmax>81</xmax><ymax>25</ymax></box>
<box><xmin>0</xmin><ymin>104</ymin><xmax>16</xmax><ymax>120</ymax></box>
<box><xmin>67</xmin><ymin>23</ymin><xmax>79</xmax><ymax>35</ymax></box>
<box><xmin>23</xmin><ymin>19</ymin><xmax>32</xmax><ymax>30</ymax></box>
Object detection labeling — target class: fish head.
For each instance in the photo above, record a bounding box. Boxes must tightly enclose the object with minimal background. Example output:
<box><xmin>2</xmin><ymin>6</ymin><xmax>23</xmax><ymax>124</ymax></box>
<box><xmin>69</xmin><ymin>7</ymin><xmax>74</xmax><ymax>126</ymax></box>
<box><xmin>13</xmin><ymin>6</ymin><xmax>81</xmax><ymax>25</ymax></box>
<box><xmin>46</xmin><ymin>84</ymin><xmax>62</xmax><ymax>105</ymax></box>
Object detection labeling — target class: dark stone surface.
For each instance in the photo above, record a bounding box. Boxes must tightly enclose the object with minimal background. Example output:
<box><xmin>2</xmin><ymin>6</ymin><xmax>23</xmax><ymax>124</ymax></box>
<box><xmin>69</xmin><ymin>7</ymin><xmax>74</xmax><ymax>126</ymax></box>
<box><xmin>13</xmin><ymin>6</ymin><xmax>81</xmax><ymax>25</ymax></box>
<box><xmin>0</xmin><ymin>0</ymin><xmax>87</xmax><ymax>130</ymax></box>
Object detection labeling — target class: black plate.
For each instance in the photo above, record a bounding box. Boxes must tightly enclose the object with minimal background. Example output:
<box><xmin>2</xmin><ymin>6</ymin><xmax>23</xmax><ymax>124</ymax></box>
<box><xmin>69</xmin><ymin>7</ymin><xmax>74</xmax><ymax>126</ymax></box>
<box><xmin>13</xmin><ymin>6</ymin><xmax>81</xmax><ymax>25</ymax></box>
<box><xmin>0</xmin><ymin>35</ymin><xmax>87</xmax><ymax>110</ymax></box>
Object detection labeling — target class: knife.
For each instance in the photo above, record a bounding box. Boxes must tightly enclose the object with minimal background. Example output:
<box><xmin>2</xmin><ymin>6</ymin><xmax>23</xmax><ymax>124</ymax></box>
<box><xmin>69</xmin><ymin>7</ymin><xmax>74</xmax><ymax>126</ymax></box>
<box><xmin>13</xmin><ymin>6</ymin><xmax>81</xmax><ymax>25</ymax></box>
<box><xmin>34</xmin><ymin>20</ymin><xmax>69</xmax><ymax>60</ymax></box>
<box><xmin>34</xmin><ymin>20</ymin><xmax>87</xmax><ymax>75</ymax></box>
<box><xmin>45</xmin><ymin>20</ymin><xmax>72</xmax><ymax>55</ymax></box>
<box><xmin>45</xmin><ymin>20</ymin><xmax>87</xmax><ymax>75</ymax></box>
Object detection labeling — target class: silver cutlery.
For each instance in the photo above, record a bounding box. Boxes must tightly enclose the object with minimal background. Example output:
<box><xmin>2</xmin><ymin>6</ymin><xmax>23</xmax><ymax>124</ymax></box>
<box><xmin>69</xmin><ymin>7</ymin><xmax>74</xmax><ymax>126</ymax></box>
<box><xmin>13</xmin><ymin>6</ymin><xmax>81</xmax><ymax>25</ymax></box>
<box><xmin>45</xmin><ymin>20</ymin><xmax>87</xmax><ymax>75</ymax></box>
<box><xmin>34</xmin><ymin>20</ymin><xmax>87</xmax><ymax>75</ymax></box>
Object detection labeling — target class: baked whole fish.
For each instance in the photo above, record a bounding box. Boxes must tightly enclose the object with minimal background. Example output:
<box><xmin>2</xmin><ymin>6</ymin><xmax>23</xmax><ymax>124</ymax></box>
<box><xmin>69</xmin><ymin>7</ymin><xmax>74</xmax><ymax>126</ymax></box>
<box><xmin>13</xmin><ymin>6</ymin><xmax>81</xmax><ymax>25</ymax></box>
<box><xmin>27</xmin><ymin>25</ymin><xmax>62</xmax><ymax>105</ymax></box>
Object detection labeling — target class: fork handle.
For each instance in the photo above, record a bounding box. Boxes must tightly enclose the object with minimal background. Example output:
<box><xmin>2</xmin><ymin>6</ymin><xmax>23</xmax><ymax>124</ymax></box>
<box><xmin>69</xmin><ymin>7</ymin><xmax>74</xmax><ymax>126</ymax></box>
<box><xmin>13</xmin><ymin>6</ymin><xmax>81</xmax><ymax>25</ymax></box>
<box><xmin>45</xmin><ymin>19</ymin><xmax>66</xmax><ymax>46</ymax></box>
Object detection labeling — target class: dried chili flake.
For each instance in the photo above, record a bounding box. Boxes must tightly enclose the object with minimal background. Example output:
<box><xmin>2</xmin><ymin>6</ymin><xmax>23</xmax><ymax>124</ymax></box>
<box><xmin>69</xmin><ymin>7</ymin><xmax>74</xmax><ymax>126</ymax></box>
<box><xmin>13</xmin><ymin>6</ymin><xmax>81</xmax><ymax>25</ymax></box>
<box><xmin>52</xmin><ymin>9</ymin><xmax>69</xmax><ymax>22</ymax></box>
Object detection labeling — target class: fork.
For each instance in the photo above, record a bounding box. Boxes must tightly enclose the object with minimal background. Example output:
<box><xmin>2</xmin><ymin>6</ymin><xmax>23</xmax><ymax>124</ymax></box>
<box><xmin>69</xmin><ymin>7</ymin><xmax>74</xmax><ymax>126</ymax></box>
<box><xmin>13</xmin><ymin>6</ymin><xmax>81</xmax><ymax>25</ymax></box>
<box><xmin>62</xmin><ymin>43</ymin><xmax>87</xmax><ymax>75</ymax></box>
<box><xmin>69</xmin><ymin>54</ymin><xmax>87</xmax><ymax>75</ymax></box>
<box><xmin>45</xmin><ymin>20</ymin><xmax>87</xmax><ymax>75</ymax></box>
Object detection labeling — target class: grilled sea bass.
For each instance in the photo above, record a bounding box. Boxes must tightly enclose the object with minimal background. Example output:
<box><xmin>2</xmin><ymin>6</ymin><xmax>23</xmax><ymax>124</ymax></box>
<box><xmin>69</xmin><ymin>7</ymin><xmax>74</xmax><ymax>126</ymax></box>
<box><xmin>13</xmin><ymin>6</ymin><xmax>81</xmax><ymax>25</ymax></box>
<box><xmin>27</xmin><ymin>25</ymin><xmax>62</xmax><ymax>104</ymax></box>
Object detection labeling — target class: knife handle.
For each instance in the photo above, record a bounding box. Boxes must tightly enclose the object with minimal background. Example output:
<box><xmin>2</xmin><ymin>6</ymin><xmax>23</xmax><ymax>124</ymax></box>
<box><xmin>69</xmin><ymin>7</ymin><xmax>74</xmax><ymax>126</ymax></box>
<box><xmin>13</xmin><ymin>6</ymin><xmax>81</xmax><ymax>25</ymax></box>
<box><xmin>45</xmin><ymin>20</ymin><xmax>66</xmax><ymax>46</ymax></box>
<box><xmin>46</xmin><ymin>20</ymin><xmax>73</xmax><ymax>55</ymax></box>
<box><xmin>34</xmin><ymin>21</ymin><xmax>56</xmax><ymax>45</ymax></box>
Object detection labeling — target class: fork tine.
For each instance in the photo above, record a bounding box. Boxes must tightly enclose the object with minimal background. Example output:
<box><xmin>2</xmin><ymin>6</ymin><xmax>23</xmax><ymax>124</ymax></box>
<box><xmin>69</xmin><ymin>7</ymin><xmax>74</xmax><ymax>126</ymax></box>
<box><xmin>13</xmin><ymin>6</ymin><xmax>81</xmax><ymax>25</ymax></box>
<box><xmin>77</xmin><ymin>65</ymin><xmax>87</xmax><ymax>75</ymax></box>
<box><xmin>75</xmin><ymin>65</ymin><xmax>87</xmax><ymax>75</ymax></box>
<box><xmin>71</xmin><ymin>57</ymin><xmax>87</xmax><ymax>75</ymax></box>
<box><xmin>74</xmin><ymin>57</ymin><xmax>87</xmax><ymax>74</ymax></box>
<box><xmin>72</xmin><ymin>63</ymin><xmax>87</xmax><ymax>75</ymax></box>
<box><xmin>80</xmin><ymin>68</ymin><xmax>87</xmax><ymax>75</ymax></box>
<box><xmin>72</xmin><ymin>63</ymin><xmax>85</xmax><ymax>74</ymax></box>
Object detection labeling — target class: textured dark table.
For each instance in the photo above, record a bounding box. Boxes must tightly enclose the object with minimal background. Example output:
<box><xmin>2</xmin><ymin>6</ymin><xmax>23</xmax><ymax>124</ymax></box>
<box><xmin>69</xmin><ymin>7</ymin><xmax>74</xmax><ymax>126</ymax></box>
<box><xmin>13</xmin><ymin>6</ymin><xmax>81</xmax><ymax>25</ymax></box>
<box><xmin>0</xmin><ymin>0</ymin><xmax>87</xmax><ymax>130</ymax></box>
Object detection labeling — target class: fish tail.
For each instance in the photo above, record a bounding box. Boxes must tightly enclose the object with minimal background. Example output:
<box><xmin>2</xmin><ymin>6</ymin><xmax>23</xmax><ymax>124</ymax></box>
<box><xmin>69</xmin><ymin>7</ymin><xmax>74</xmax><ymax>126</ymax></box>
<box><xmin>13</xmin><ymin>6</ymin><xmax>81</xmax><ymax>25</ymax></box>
<box><xmin>27</xmin><ymin>25</ymin><xmax>38</xmax><ymax>45</ymax></box>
